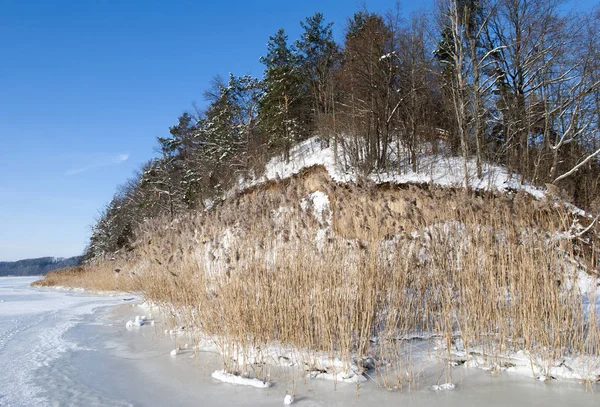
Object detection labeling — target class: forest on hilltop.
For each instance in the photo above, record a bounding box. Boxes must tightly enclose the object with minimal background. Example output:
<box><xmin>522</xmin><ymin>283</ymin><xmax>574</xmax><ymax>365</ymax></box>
<box><xmin>85</xmin><ymin>0</ymin><xmax>600</xmax><ymax>260</ymax></box>
<box><xmin>0</xmin><ymin>257</ymin><xmax>82</xmax><ymax>277</ymax></box>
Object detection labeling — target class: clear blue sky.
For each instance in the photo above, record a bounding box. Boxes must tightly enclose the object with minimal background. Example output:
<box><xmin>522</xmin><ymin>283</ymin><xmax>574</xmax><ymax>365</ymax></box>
<box><xmin>0</xmin><ymin>0</ymin><xmax>432</xmax><ymax>261</ymax></box>
<box><xmin>0</xmin><ymin>0</ymin><xmax>595</xmax><ymax>261</ymax></box>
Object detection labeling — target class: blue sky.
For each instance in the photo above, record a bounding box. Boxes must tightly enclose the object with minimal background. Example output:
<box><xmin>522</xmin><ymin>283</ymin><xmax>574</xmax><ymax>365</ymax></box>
<box><xmin>0</xmin><ymin>0</ymin><xmax>595</xmax><ymax>261</ymax></box>
<box><xmin>0</xmin><ymin>0</ymin><xmax>432</xmax><ymax>261</ymax></box>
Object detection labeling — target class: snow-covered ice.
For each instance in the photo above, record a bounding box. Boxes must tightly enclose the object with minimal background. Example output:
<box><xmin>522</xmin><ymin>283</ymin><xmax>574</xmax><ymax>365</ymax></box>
<box><xmin>211</xmin><ymin>370</ymin><xmax>272</xmax><ymax>388</ymax></box>
<box><xmin>306</xmin><ymin>370</ymin><xmax>367</xmax><ymax>383</ymax></box>
<box><xmin>0</xmin><ymin>276</ymin><xmax>132</xmax><ymax>406</ymax></box>
<box><xmin>432</xmin><ymin>383</ymin><xmax>456</xmax><ymax>391</ymax></box>
<box><xmin>2</xmin><ymin>277</ymin><xmax>600</xmax><ymax>406</ymax></box>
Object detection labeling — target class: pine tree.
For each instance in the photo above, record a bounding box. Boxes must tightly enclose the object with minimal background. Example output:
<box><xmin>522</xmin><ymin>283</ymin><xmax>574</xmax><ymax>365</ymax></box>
<box><xmin>296</xmin><ymin>13</ymin><xmax>340</xmax><ymax>133</ymax></box>
<box><xmin>259</xmin><ymin>28</ymin><xmax>306</xmax><ymax>162</ymax></box>
<box><xmin>156</xmin><ymin>112</ymin><xmax>203</xmax><ymax>208</ymax></box>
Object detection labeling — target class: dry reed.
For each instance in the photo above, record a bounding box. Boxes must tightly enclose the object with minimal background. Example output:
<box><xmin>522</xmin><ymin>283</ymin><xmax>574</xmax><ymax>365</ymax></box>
<box><xmin>35</xmin><ymin>166</ymin><xmax>600</xmax><ymax>389</ymax></box>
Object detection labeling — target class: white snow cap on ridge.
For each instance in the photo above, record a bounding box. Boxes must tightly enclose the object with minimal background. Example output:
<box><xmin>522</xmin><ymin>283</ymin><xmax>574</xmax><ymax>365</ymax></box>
<box><xmin>249</xmin><ymin>136</ymin><xmax>551</xmax><ymax>200</ymax></box>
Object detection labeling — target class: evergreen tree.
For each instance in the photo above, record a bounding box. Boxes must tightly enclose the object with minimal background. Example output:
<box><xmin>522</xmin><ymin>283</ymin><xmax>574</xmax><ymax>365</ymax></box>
<box><xmin>156</xmin><ymin>112</ymin><xmax>202</xmax><ymax>208</ymax></box>
<box><xmin>202</xmin><ymin>74</ymin><xmax>262</xmax><ymax>171</ymax></box>
<box><xmin>296</xmin><ymin>13</ymin><xmax>340</xmax><ymax>130</ymax></box>
<box><xmin>259</xmin><ymin>29</ymin><xmax>306</xmax><ymax>162</ymax></box>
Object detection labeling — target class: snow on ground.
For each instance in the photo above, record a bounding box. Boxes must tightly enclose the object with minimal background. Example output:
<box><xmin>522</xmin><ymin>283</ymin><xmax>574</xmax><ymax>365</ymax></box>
<box><xmin>444</xmin><ymin>339</ymin><xmax>600</xmax><ymax>383</ymax></box>
<box><xmin>245</xmin><ymin>137</ymin><xmax>552</xmax><ymax>201</ymax></box>
<box><xmin>300</xmin><ymin>191</ymin><xmax>330</xmax><ymax>224</ymax></box>
<box><xmin>190</xmin><ymin>333</ymin><xmax>374</xmax><ymax>384</ymax></box>
<box><xmin>576</xmin><ymin>270</ymin><xmax>600</xmax><ymax>319</ymax></box>
<box><xmin>300</xmin><ymin>190</ymin><xmax>332</xmax><ymax>250</ymax></box>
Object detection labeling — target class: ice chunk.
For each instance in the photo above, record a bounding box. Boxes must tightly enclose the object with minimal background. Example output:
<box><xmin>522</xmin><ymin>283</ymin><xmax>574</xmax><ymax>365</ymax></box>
<box><xmin>211</xmin><ymin>370</ymin><xmax>271</xmax><ymax>388</ymax></box>
<box><xmin>432</xmin><ymin>383</ymin><xmax>456</xmax><ymax>391</ymax></box>
<box><xmin>307</xmin><ymin>370</ymin><xmax>367</xmax><ymax>383</ymax></box>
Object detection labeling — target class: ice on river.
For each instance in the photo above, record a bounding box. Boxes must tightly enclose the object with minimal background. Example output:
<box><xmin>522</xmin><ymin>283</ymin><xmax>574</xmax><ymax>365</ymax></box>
<box><xmin>1</xmin><ymin>276</ymin><xmax>599</xmax><ymax>407</ymax></box>
<box><xmin>0</xmin><ymin>276</ymin><xmax>130</xmax><ymax>406</ymax></box>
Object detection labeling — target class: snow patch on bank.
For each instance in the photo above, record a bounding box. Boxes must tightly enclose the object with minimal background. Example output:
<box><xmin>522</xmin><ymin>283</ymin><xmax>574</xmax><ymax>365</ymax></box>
<box><xmin>245</xmin><ymin>137</ymin><xmax>556</xmax><ymax>203</ymax></box>
<box><xmin>301</xmin><ymin>191</ymin><xmax>330</xmax><ymax>224</ymax></box>
<box><xmin>300</xmin><ymin>190</ymin><xmax>332</xmax><ymax>249</ymax></box>
<box><xmin>446</xmin><ymin>340</ymin><xmax>600</xmax><ymax>383</ymax></box>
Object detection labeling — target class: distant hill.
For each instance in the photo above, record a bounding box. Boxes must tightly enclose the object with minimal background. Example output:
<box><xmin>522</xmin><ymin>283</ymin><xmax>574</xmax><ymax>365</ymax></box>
<box><xmin>0</xmin><ymin>256</ymin><xmax>82</xmax><ymax>277</ymax></box>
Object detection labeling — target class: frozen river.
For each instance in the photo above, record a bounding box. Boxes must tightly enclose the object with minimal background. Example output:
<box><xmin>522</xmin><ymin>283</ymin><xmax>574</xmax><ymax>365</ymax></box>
<box><xmin>0</xmin><ymin>276</ymin><xmax>599</xmax><ymax>406</ymax></box>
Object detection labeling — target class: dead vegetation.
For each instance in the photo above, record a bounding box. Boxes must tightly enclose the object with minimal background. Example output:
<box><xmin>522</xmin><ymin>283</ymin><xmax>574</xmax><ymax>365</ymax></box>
<box><xmin>32</xmin><ymin>261</ymin><xmax>137</xmax><ymax>293</ymax></box>
<box><xmin>35</xmin><ymin>166</ymin><xmax>600</xmax><ymax>388</ymax></box>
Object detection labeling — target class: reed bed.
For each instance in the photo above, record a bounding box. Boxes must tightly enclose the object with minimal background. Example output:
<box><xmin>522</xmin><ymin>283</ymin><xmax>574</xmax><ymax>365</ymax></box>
<box><xmin>32</xmin><ymin>260</ymin><xmax>137</xmax><ymax>293</ymax></box>
<box><xmin>35</xmin><ymin>166</ymin><xmax>600</xmax><ymax>389</ymax></box>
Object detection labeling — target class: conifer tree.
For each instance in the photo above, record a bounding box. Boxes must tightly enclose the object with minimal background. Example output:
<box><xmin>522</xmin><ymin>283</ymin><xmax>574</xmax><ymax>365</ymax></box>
<box><xmin>296</xmin><ymin>13</ymin><xmax>340</xmax><ymax>134</ymax></box>
<box><xmin>259</xmin><ymin>28</ymin><xmax>306</xmax><ymax>162</ymax></box>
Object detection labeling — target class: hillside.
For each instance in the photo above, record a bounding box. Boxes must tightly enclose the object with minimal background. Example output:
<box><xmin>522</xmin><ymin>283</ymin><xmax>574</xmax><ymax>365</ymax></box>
<box><xmin>79</xmin><ymin>3</ymin><xmax>600</xmax><ymax>263</ymax></box>
<box><xmin>35</xmin><ymin>141</ymin><xmax>600</xmax><ymax>386</ymax></box>
<box><xmin>0</xmin><ymin>256</ymin><xmax>81</xmax><ymax>277</ymax></box>
<box><xmin>30</xmin><ymin>0</ymin><xmax>600</xmax><ymax>390</ymax></box>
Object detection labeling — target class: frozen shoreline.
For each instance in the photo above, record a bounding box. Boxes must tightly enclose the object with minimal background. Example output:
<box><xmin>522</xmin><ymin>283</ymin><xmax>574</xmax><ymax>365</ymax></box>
<box><xmin>0</xmin><ymin>276</ymin><xmax>132</xmax><ymax>406</ymax></box>
<box><xmin>88</xmin><ymin>301</ymin><xmax>600</xmax><ymax>406</ymax></box>
<box><xmin>1</xmin><ymin>277</ymin><xmax>600</xmax><ymax>406</ymax></box>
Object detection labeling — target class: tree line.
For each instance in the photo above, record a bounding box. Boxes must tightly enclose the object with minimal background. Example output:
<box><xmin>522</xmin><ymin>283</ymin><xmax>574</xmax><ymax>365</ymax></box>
<box><xmin>85</xmin><ymin>0</ymin><xmax>600</xmax><ymax>260</ymax></box>
<box><xmin>0</xmin><ymin>257</ymin><xmax>81</xmax><ymax>277</ymax></box>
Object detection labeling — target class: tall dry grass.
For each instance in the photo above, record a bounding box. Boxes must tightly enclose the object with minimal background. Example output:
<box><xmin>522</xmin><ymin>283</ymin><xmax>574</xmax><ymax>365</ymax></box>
<box><xmin>32</xmin><ymin>259</ymin><xmax>137</xmax><ymax>293</ymax></box>
<box><xmin>35</xmin><ymin>166</ymin><xmax>600</xmax><ymax>388</ymax></box>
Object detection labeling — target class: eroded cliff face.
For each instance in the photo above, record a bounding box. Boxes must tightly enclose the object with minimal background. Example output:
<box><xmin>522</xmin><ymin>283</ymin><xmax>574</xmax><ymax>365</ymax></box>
<box><xmin>133</xmin><ymin>164</ymin><xmax>590</xmax><ymax>272</ymax></box>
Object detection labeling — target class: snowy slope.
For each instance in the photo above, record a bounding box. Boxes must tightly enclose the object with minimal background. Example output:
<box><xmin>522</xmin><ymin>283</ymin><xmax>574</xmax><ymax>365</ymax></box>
<box><xmin>245</xmin><ymin>137</ymin><xmax>550</xmax><ymax>200</ymax></box>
